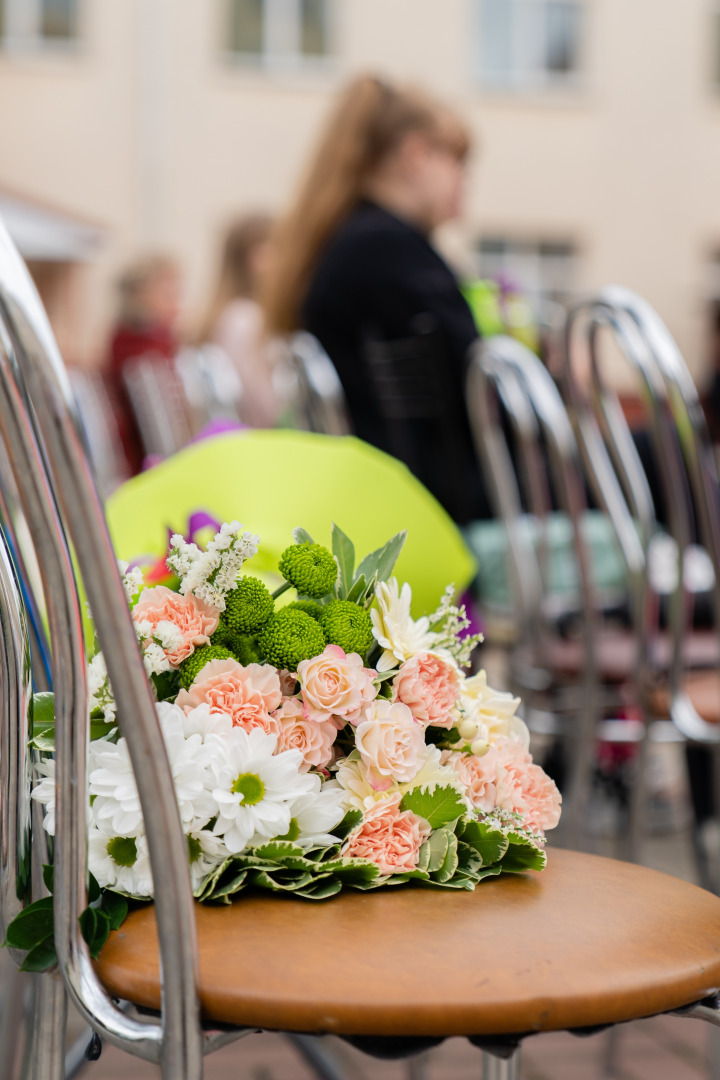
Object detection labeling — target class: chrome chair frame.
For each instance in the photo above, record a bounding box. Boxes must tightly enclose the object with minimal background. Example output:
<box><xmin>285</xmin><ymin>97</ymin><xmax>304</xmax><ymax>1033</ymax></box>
<box><xmin>286</xmin><ymin>332</ymin><xmax>351</xmax><ymax>436</ymax></box>
<box><xmin>467</xmin><ymin>336</ymin><xmax>600</xmax><ymax>851</ymax></box>
<box><xmin>0</xmin><ymin>219</ymin><xmax>207</xmax><ymax>1077</ymax></box>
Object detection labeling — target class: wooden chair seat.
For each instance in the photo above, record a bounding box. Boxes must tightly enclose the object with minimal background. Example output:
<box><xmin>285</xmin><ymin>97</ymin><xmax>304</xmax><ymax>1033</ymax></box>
<box><xmin>650</xmin><ymin>669</ymin><xmax>720</xmax><ymax>724</ymax></box>
<box><xmin>95</xmin><ymin>850</ymin><xmax>720</xmax><ymax>1038</ymax></box>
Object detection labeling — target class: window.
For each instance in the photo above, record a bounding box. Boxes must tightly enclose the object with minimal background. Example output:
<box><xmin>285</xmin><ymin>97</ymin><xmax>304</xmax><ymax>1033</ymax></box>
<box><xmin>477</xmin><ymin>237</ymin><xmax>577</xmax><ymax>306</ymax></box>
<box><xmin>0</xmin><ymin>0</ymin><xmax>77</xmax><ymax>47</ymax></box>
<box><xmin>227</xmin><ymin>0</ymin><xmax>330</xmax><ymax>67</ymax></box>
<box><xmin>476</xmin><ymin>0</ymin><xmax>583</xmax><ymax>90</ymax></box>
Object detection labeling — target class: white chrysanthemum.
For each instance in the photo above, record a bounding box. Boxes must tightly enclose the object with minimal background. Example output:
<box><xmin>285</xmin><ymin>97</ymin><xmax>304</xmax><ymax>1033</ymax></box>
<box><xmin>207</xmin><ymin>727</ymin><xmax>316</xmax><ymax>854</ymax></box>
<box><xmin>187</xmin><ymin>829</ymin><xmax>229</xmax><ymax>892</ymax></box>
<box><xmin>88</xmin><ymin>827</ymin><xmax>153</xmax><ymax>898</ymax></box>
<box><xmin>458</xmin><ymin>670</ymin><xmax>530</xmax><ymax>750</ymax></box>
<box><xmin>370</xmin><ymin>578</ymin><xmax>439</xmax><ymax>672</ymax></box>
<box><xmin>88</xmin><ymin>652</ymin><xmax>116</xmax><ymax>724</ymax></box>
<box><xmin>31</xmin><ymin>759</ymin><xmax>56</xmax><ymax>835</ymax></box>
<box><xmin>181</xmin><ymin>703</ymin><xmax>233</xmax><ymax>741</ymax></box>
<box><xmin>90</xmin><ymin>702</ymin><xmax>218</xmax><ymax>836</ymax></box>
<box><xmin>286</xmin><ymin>782</ymin><xmax>347</xmax><ymax>849</ymax></box>
<box><xmin>334</xmin><ymin>746</ymin><xmax>460</xmax><ymax>813</ymax></box>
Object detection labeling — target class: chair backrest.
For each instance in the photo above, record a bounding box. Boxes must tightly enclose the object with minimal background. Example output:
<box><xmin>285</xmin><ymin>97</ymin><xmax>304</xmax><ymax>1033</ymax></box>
<box><xmin>0</xmin><ymin>219</ymin><xmax>203</xmax><ymax>1077</ymax></box>
<box><xmin>563</xmin><ymin>286</ymin><xmax>719</xmax><ymax>736</ymax></box>
<box><xmin>122</xmin><ymin>353</ymin><xmax>195</xmax><ymax>459</ymax></box>
<box><xmin>286</xmin><ymin>332</ymin><xmax>350</xmax><ymax>436</ymax></box>
<box><xmin>466</xmin><ymin>334</ymin><xmax>599</xmax><ymax>848</ymax></box>
<box><xmin>67</xmin><ymin>367</ymin><xmax>129</xmax><ymax>496</ymax></box>
<box><xmin>174</xmin><ymin>344</ymin><xmax>244</xmax><ymax>429</ymax></box>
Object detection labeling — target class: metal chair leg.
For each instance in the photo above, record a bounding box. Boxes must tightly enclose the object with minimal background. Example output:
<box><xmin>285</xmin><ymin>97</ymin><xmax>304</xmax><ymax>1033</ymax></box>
<box><xmin>285</xmin><ymin>1034</ymin><xmax>349</xmax><ymax>1080</ymax></box>
<box><xmin>0</xmin><ymin>956</ymin><xmax>29</xmax><ymax>1079</ymax></box>
<box><xmin>482</xmin><ymin>1050</ymin><xmax>520</xmax><ymax>1080</ymax></box>
<box><xmin>24</xmin><ymin>972</ymin><xmax>67</xmax><ymax>1080</ymax></box>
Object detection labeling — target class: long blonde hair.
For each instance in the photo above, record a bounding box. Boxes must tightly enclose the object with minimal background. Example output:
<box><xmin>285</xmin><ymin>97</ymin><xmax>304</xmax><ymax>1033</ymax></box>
<box><xmin>198</xmin><ymin>213</ymin><xmax>274</xmax><ymax>342</ymax></box>
<box><xmin>261</xmin><ymin>75</ymin><xmax>470</xmax><ymax>335</ymax></box>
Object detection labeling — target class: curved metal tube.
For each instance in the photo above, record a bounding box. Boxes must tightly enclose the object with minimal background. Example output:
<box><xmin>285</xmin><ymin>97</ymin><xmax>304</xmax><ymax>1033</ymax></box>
<box><xmin>0</xmin><ymin>220</ymin><xmax>202</xmax><ymax>1075</ymax></box>
<box><xmin>468</xmin><ymin>336</ymin><xmax>599</xmax><ymax>850</ymax></box>
<box><xmin>0</xmin><ymin>523</ymin><xmax>32</xmax><ymax>956</ymax></box>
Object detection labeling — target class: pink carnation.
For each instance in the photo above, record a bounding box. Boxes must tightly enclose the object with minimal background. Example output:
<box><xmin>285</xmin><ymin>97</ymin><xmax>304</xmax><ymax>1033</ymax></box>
<box><xmin>273</xmin><ymin>696</ymin><xmax>337</xmax><ymax>772</ymax></box>
<box><xmin>392</xmin><ymin>651</ymin><xmax>460</xmax><ymax>727</ymax></box>
<box><xmin>297</xmin><ymin>644</ymin><xmax>377</xmax><ymax>728</ymax></box>
<box><xmin>355</xmin><ymin>700</ymin><xmax>426</xmax><ymax>791</ymax></box>
<box><xmin>132</xmin><ymin>585</ymin><xmax>219</xmax><ymax>667</ymax></box>
<box><xmin>443</xmin><ymin>740</ymin><xmax>561</xmax><ymax>835</ymax></box>
<box><xmin>176</xmin><ymin>658</ymin><xmax>282</xmax><ymax>736</ymax></box>
<box><xmin>342</xmin><ymin>792</ymin><xmax>431</xmax><ymax>875</ymax></box>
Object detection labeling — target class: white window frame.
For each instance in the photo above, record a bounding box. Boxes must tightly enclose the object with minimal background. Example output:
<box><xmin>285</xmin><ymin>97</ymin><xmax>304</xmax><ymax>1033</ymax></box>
<box><xmin>225</xmin><ymin>0</ymin><xmax>334</xmax><ymax>72</ymax></box>
<box><xmin>474</xmin><ymin>0</ymin><xmax>584</xmax><ymax>93</ymax></box>
<box><xmin>0</xmin><ymin>0</ymin><xmax>78</xmax><ymax>51</ymax></box>
<box><xmin>476</xmin><ymin>237</ymin><xmax>578</xmax><ymax>308</ymax></box>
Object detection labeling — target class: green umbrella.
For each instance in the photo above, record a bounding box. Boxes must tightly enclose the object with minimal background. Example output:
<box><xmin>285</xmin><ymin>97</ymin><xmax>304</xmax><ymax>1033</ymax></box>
<box><xmin>105</xmin><ymin>430</ymin><xmax>476</xmax><ymax>615</ymax></box>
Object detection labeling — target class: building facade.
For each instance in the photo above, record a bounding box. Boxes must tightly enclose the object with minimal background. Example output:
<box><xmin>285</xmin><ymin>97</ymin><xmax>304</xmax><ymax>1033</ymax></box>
<box><xmin>0</xmin><ymin>0</ymin><xmax>719</xmax><ymax>386</ymax></box>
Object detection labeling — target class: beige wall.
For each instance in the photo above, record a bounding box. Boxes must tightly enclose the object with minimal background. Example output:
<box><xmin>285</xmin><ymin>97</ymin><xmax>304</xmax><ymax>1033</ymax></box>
<box><xmin>1</xmin><ymin>0</ymin><xmax>719</xmax><ymax>386</ymax></box>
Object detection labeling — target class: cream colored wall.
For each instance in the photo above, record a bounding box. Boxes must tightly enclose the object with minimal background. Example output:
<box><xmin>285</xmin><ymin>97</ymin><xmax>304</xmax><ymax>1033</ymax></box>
<box><xmin>0</xmin><ymin>0</ymin><xmax>719</xmax><ymax>386</ymax></box>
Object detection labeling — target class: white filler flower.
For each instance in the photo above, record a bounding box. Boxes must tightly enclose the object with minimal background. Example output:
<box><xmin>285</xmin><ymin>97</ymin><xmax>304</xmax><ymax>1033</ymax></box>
<box><xmin>207</xmin><ymin>727</ymin><xmax>316</xmax><ymax>854</ymax></box>
<box><xmin>371</xmin><ymin>578</ymin><xmax>439</xmax><ymax>671</ymax></box>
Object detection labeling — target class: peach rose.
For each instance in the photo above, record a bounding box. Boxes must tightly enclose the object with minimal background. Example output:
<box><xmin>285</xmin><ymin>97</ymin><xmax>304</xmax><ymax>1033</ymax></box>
<box><xmin>354</xmin><ymin>700</ymin><xmax>426</xmax><ymax>791</ymax></box>
<box><xmin>392</xmin><ymin>651</ymin><xmax>460</xmax><ymax>727</ymax></box>
<box><xmin>132</xmin><ymin>585</ymin><xmax>219</xmax><ymax>667</ymax></box>
<box><xmin>273</xmin><ymin>696</ymin><xmax>337</xmax><ymax>772</ymax></box>
<box><xmin>342</xmin><ymin>792</ymin><xmax>431</xmax><ymax>875</ymax></box>
<box><xmin>298</xmin><ymin>644</ymin><xmax>377</xmax><ymax>727</ymax></box>
<box><xmin>441</xmin><ymin>750</ymin><xmax>499</xmax><ymax>813</ymax></box>
<box><xmin>176</xmin><ymin>658</ymin><xmax>282</xmax><ymax>736</ymax></box>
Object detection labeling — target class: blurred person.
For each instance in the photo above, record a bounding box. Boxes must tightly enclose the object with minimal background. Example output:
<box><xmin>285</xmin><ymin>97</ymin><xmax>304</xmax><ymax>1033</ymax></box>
<box><xmin>105</xmin><ymin>256</ymin><xmax>182</xmax><ymax>474</ymax></box>
<box><xmin>261</xmin><ymin>74</ymin><xmax>490</xmax><ymax>523</ymax></box>
<box><xmin>198</xmin><ymin>213</ymin><xmax>280</xmax><ymax>428</ymax></box>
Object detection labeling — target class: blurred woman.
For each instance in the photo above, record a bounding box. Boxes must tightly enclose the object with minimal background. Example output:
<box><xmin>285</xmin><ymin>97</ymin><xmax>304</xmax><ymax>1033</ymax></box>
<box><xmin>199</xmin><ymin>214</ymin><xmax>280</xmax><ymax>428</ymax></box>
<box><xmin>262</xmin><ymin>75</ymin><xmax>489</xmax><ymax>522</ymax></box>
<box><xmin>106</xmin><ymin>255</ymin><xmax>182</xmax><ymax>474</ymax></box>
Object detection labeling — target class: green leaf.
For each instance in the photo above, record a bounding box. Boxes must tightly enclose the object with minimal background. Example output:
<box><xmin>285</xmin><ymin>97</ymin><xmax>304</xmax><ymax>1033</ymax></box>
<box><xmin>42</xmin><ymin>864</ymin><xmax>54</xmax><ymax>895</ymax></box>
<box><xmin>100</xmin><ymin>891</ymin><xmax>128</xmax><ymax>932</ymax></box>
<box><xmin>87</xmin><ymin>873</ymin><xmax>101</xmax><ymax>904</ymax></box>
<box><xmin>500</xmin><ymin>834</ymin><xmax>547</xmax><ymax>874</ymax></box>
<box><xmin>331</xmin><ymin>524</ymin><xmax>355</xmax><ymax>599</ymax></box>
<box><xmin>333</xmin><ymin>809</ymin><xmax>363</xmax><ymax>841</ymax></box>
<box><xmin>19</xmin><ymin>936</ymin><xmax>57</xmax><ymax>973</ymax></box>
<box><xmin>431</xmin><ymin>832</ymin><xmax>459</xmax><ymax>883</ymax></box>
<box><xmin>356</xmin><ymin>532</ymin><xmax>407</xmax><ymax>587</ymax></box>
<box><xmin>292</xmin><ymin>527</ymin><xmax>315</xmax><ymax>545</ymax></box>
<box><xmin>33</xmin><ymin>692</ymin><xmax>55</xmax><ymax>732</ymax></box>
<box><xmin>345</xmin><ymin>574</ymin><xmax>367</xmax><ymax>605</ymax></box>
<box><xmin>3</xmin><ymin>897</ymin><xmax>54</xmax><ymax>951</ymax></box>
<box><xmin>400</xmin><ymin>786</ymin><xmax>466</xmax><ymax>830</ymax></box>
<box><xmin>89</xmin><ymin>719</ymin><xmax>114</xmax><ymax>742</ymax></box>
<box><xmin>293</xmin><ymin>878</ymin><xmax>343</xmax><ymax>900</ymax></box>
<box><xmin>80</xmin><ymin>907</ymin><xmax>110</xmax><ymax>959</ymax></box>
<box><xmin>424</xmin><ymin>830</ymin><xmax>450</xmax><ymax>873</ymax></box>
<box><xmin>458</xmin><ymin>820</ymin><xmax>509</xmax><ymax>866</ymax></box>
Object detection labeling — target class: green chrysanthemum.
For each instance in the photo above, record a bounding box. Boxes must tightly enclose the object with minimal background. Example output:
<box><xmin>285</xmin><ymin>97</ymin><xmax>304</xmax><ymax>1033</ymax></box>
<box><xmin>286</xmin><ymin>599</ymin><xmax>324</xmax><ymax>621</ymax></box>
<box><xmin>179</xmin><ymin>644</ymin><xmax>234</xmax><ymax>690</ymax></box>
<box><xmin>278</xmin><ymin>543</ymin><xmax>337</xmax><ymax>599</ymax></box>
<box><xmin>257</xmin><ymin>609</ymin><xmax>327</xmax><ymax>671</ymax></box>
<box><xmin>223</xmin><ymin>577</ymin><xmax>274</xmax><ymax>634</ymax></box>
<box><xmin>319</xmin><ymin>600</ymin><xmax>375</xmax><ymax>657</ymax></box>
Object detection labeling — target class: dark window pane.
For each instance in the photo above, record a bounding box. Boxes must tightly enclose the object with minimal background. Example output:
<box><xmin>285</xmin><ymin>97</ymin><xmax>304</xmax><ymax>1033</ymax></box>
<box><xmin>300</xmin><ymin>0</ymin><xmax>327</xmax><ymax>56</ymax></box>
<box><xmin>545</xmin><ymin>1</ymin><xmax>581</xmax><ymax>74</ymax></box>
<box><xmin>228</xmin><ymin>0</ymin><xmax>264</xmax><ymax>54</ymax></box>
<box><xmin>40</xmin><ymin>0</ymin><xmax>77</xmax><ymax>39</ymax></box>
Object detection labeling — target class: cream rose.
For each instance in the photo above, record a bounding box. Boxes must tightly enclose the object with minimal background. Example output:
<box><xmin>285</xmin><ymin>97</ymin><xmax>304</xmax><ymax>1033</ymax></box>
<box><xmin>354</xmin><ymin>700</ymin><xmax>426</xmax><ymax>791</ymax></box>
<box><xmin>274</xmin><ymin>696</ymin><xmax>337</xmax><ymax>773</ymax></box>
<box><xmin>297</xmin><ymin>644</ymin><xmax>377</xmax><ymax>727</ymax></box>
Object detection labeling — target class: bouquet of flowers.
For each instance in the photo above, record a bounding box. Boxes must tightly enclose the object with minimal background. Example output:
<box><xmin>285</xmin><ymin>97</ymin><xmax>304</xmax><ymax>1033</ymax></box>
<box><xmin>7</xmin><ymin>522</ymin><xmax>561</xmax><ymax>970</ymax></box>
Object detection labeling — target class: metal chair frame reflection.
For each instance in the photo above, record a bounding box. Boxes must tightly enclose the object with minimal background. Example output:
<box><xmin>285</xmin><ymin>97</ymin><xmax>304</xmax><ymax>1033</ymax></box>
<box><xmin>467</xmin><ymin>335</ymin><xmax>601</xmax><ymax>852</ymax></box>
<box><xmin>286</xmin><ymin>332</ymin><xmax>351</xmax><ymax>437</ymax></box>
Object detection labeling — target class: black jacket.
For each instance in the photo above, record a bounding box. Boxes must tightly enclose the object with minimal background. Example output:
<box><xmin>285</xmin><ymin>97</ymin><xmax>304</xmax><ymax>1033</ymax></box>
<box><xmin>303</xmin><ymin>201</ymin><xmax>490</xmax><ymax>522</ymax></box>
